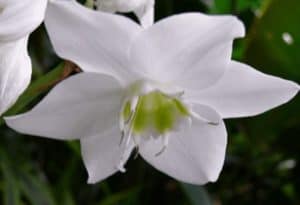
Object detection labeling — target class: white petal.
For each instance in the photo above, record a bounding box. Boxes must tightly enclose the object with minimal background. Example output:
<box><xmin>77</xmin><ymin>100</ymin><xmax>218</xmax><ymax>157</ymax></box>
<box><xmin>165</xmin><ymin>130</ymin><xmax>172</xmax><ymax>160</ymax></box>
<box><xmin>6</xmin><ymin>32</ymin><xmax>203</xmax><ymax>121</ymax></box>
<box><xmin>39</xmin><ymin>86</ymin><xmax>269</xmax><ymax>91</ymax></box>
<box><xmin>94</xmin><ymin>0</ymin><xmax>118</xmax><ymax>13</ymax></box>
<box><xmin>95</xmin><ymin>0</ymin><xmax>154</xmax><ymax>28</ymax></box>
<box><xmin>134</xmin><ymin>0</ymin><xmax>155</xmax><ymax>28</ymax></box>
<box><xmin>188</xmin><ymin>61</ymin><xmax>300</xmax><ymax>118</ymax></box>
<box><xmin>140</xmin><ymin>104</ymin><xmax>227</xmax><ymax>185</ymax></box>
<box><xmin>0</xmin><ymin>0</ymin><xmax>47</xmax><ymax>42</ymax></box>
<box><xmin>0</xmin><ymin>37</ymin><xmax>31</xmax><ymax>115</ymax></box>
<box><xmin>5</xmin><ymin>73</ymin><xmax>123</xmax><ymax>140</ymax></box>
<box><xmin>95</xmin><ymin>0</ymin><xmax>147</xmax><ymax>12</ymax></box>
<box><xmin>130</xmin><ymin>13</ymin><xmax>245</xmax><ymax>89</ymax></box>
<box><xmin>81</xmin><ymin>126</ymin><xmax>134</xmax><ymax>184</ymax></box>
<box><xmin>45</xmin><ymin>0</ymin><xmax>143</xmax><ymax>85</ymax></box>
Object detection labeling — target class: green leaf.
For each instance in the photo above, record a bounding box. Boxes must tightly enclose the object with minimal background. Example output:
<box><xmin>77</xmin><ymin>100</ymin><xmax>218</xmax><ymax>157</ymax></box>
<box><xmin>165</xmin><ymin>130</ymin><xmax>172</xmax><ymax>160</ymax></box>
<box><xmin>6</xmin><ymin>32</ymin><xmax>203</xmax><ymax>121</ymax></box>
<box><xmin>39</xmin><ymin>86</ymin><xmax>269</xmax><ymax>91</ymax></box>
<box><xmin>61</xmin><ymin>192</ymin><xmax>76</xmax><ymax>205</ymax></box>
<box><xmin>0</xmin><ymin>63</ymin><xmax>66</xmax><ymax>126</ymax></box>
<box><xmin>210</xmin><ymin>0</ymin><xmax>262</xmax><ymax>13</ymax></box>
<box><xmin>245</xmin><ymin>0</ymin><xmax>300</xmax><ymax>82</ymax></box>
<box><xmin>66</xmin><ymin>141</ymin><xmax>81</xmax><ymax>156</ymax></box>
<box><xmin>181</xmin><ymin>183</ymin><xmax>211</xmax><ymax>205</ymax></box>
<box><xmin>5</xmin><ymin>63</ymin><xmax>65</xmax><ymax>115</ymax></box>
<box><xmin>0</xmin><ymin>153</ymin><xmax>21</xmax><ymax>205</ymax></box>
<box><xmin>18</xmin><ymin>171</ymin><xmax>56</xmax><ymax>205</ymax></box>
<box><xmin>98</xmin><ymin>187</ymin><xmax>140</xmax><ymax>205</ymax></box>
<box><xmin>243</xmin><ymin>0</ymin><xmax>300</xmax><ymax>135</ymax></box>
<box><xmin>0</xmin><ymin>64</ymin><xmax>70</xmax><ymax>130</ymax></box>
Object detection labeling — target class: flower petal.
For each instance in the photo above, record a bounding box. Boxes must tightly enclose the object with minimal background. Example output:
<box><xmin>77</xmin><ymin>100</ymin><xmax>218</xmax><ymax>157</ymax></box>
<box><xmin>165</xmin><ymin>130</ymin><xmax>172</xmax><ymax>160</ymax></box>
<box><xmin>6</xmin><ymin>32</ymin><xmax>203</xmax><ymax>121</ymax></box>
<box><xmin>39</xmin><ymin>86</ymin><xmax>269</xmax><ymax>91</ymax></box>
<box><xmin>45</xmin><ymin>0</ymin><xmax>143</xmax><ymax>85</ymax></box>
<box><xmin>188</xmin><ymin>61</ymin><xmax>300</xmax><ymax>118</ymax></box>
<box><xmin>81</xmin><ymin>126</ymin><xmax>134</xmax><ymax>184</ymax></box>
<box><xmin>5</xmin><ymin>73</ymin><xmax>123</xmax><ymax>140</ymax></box>
<box><xmin>134</xmin><ymin>0</ymin><xmax>155</xmax><ymax>28</ymax></box>
<box><xmin>140</xmin><ymin>104</ymin><xmax>227</xmax><ymax>185</ymax></box>
<box><xmin>0</xmin><ymin>37</ymin><xmax>31</xmax><ymax>115</ymax></box>
<box><xmin>0</xmin><ymin>0</ymin><xmax>47</xmax><ymax>42</ymax></box>
<box><xmin>94</xmin><ymin>0</ymin><xmax>154</xmax><ymax>28</ymax></box>
<box><xmin>129</xmin><ymin>13</ymin><xmax>245</xmax><ymax>89</ymax></box>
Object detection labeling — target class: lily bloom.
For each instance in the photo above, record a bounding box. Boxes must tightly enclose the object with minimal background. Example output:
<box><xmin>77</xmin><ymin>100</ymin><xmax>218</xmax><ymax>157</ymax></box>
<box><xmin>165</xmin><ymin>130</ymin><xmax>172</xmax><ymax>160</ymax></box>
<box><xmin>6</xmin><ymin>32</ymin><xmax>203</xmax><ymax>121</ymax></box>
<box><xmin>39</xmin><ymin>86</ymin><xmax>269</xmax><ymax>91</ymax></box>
<box><xmin>0</xmin><ymin>0</ymin><xmax>47</xmax><ymax>115</ymax></box>
<box><xmin>5</xmin><ymin>0</ymin><xmax>299</xmax><ymax>184</ymax></box>
<box><xmin>93</xmin><ymin>0</ymin><xmax>155</xmax><ymax>28</ymax></box>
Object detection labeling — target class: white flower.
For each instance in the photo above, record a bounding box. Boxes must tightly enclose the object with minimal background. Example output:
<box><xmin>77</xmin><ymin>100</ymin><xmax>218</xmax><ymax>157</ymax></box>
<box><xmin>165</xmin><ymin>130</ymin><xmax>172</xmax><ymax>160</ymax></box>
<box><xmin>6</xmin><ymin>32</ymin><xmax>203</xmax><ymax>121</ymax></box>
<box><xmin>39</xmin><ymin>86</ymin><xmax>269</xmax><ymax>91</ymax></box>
<box><xmin>94</xmin><ymin>0</ymin><xmax>154</xmax><ymax>28</ymax></box>
<box><xmin>0</xmin><ymin>0</ymin><xmax>47</xmax><ymax>115</ymax></box>
<box><xmin>5</xmin><ymin>0</ymin><xmax>299</xmax><ymax>185</ymax></box>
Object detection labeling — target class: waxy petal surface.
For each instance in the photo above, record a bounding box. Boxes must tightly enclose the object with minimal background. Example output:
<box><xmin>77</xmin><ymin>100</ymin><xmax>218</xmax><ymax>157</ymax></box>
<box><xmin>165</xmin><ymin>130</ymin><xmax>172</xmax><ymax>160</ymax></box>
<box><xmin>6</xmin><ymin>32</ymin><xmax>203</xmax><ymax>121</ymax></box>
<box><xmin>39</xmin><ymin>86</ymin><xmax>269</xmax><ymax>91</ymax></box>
<box><xmin>130</xmin><ymin>13</ymin><xmax>245</xmax><ymax>89</ymax></box>
<box><xmin>81</xmin><ymin>126</ymin><xmax>134</xmax><ymax>184</ymax></box>
<box><xmin>45</xmin><ymin>0</ymin><xmax>143</xmax><ymax>85</ymax></box>
<box><xmin>133</xmin><ymin>0</ymin><xmax>154</xmax><ymax>28</ymax></box>
<box><xmin>5</xmin><ymin>73</ymin><xmax>123</xmax><ymax>139</ymax></box>
<box><xmin>95</xmin><ymin>0</ymin><xmax>154</xmax><ymax>28</ymax></box>
<box><xmin>140</xmin><ymin>104</ymin><xmax>227</xmax><ymax>185</ymax></box>
<box><xmin>0</xmin><ymin>0</ymin><xmax>47</xmax><ymax>42</ymax></box>
<box><xmin>188</xmin><ymin>61</ymin><xmax>299</xmax><ymax>118</ymax></box>
<box><xmin>0</xmin><ymin>37</ymin><xmax>31</xmax><ymax>115</ymax></box>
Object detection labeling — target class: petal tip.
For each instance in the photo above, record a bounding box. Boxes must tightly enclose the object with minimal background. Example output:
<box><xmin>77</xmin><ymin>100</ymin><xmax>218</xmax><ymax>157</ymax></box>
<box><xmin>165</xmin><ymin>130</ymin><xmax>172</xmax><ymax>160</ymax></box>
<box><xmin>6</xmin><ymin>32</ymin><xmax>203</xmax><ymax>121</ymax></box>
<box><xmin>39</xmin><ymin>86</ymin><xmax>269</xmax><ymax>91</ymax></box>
<box><xmin>232</xmin><ymin>16</ymin><xmax>246</xmax><ymax>38</ymax></box>
<box><xmin>87</xmin><ymin>177</ymin><xmax>98</xmax><ymax>184</ymax></box>
<box><xmin>4</xmin><ymin>115</ymin><xmax>22</xmax><ymax>132</ymax></box>
<box><xmin>295</xmin><ymin>83</ymin><xmax>300</xmax><ymax>91</ymax></box>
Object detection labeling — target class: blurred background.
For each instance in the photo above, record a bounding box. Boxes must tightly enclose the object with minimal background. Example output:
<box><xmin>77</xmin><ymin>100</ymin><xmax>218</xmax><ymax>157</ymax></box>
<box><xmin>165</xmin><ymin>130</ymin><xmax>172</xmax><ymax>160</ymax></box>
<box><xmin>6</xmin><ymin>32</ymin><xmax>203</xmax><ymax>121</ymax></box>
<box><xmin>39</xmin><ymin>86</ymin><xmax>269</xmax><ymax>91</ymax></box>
<box><xmin>0</xmin><ymin>0</ymin><xmax>299</xmax><ymax>204</ymax></box>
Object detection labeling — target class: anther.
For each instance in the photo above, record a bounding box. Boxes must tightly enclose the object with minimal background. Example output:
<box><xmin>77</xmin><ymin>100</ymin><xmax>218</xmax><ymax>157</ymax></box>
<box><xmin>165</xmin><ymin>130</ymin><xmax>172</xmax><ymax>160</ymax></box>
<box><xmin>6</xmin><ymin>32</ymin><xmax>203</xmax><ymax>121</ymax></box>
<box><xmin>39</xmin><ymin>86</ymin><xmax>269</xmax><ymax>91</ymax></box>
<box><xmin>155</xmin><ymin>135</ymin><xmax>169</xmax><ymax>157</ymax></box>
<box><xmin>134</xmin><ymin>147</ymin><xmax>139</xmax><ymax>159</ymax></box>
<box><xmin>190</xmin><ymin>110</ymin><xmax>219</xmax><ymax>126</ymax></box>
<box><xmin>207</xmin><ymin>121</ymin><xmax>220</xmax><ymax>126</ymax></box>
<box><xmin>116</xmin><ymin>163</ymin><xmax>126</xmax><ymax>173</ymax></box>
<box><xmin>155</xmin><ymin>146</ymin><xmax>167</xmax><ymax>157</ymax></box>
<box><xmin>172</xmin><ymin>91</ymin><xmax>185</xmax><ymax>98</ymax></box>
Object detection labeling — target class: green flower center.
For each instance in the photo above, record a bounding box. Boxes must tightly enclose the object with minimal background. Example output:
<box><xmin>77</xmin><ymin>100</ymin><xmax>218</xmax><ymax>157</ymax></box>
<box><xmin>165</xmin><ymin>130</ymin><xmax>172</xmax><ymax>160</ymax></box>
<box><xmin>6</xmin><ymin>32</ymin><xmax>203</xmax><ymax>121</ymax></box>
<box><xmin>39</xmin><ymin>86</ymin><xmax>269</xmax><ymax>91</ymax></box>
<box><xmin>121</xmin><ymin>91</ymin><xmax>190</xmax><ymax>137</ymax></box>
<box><xmin>117</xmin><ymin>81</ymin><xmax>192</xmax><ymax>169</ymax></box>
<box><xmin>116</xmin><ymin>81</ymin><xmax>219</xmax><ymax>171</ymax></box>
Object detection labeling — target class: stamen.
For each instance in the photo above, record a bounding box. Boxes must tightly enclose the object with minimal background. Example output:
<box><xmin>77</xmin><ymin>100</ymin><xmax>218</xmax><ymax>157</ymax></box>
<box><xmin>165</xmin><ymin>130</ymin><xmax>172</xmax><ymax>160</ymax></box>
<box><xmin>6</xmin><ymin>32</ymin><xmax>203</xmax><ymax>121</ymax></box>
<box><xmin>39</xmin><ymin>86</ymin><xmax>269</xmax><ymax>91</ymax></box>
<box><xmin>155</xmin><ymin>146</ymin><xmax>167</xmax><ymax>157</ymax></box>
<box><xmin>207</xmin><ymin>121</ymin><xmax>220</xmax><ymax>126</ymax></box>
<box><xmin>155</xmin><ymin>134</ymin><xmax>169</xmax><ymax>157</ymax></box>
<box><xmin>116</xmin><ymin>145</ymin><xmax>129</xmax><ymax>173</ymax></box>
<box><xmin>120</xmin><ymin>80</ymin><xmax>194</xmax><ymax>159</ymax></box>
<box><xmin>125</xmin><ymin>127</ymin><xmax>133</xmax><ymax>147</ymax></box>
<box><xmin>119</xmin><ymin>96</ymin><xmax>140</xmax><ymax>146</ymax></box>
<box><xmin>133</xmin><ymin>135</ymin><xmax>141</xmax><ymax>146</ymax></box>
<box><xmin>124</xmin><ymin>113</ymin><xmax>133</xmax><ymax>124</ymax></box>
<box><xmin>168</xmin><ymin>91</ymin><xmax>185</xmax><ymax>98</ymax></box>
<box><xmin>116</xmin><ymin>162</ymin><xmax>126</xmax><ymax>173</ymax></box>
<box><xmin>190</xmin><ymin>110</ymin><xmax>219</xmax><ymax>126</ymax></box>
<box><xmin>119</xmin><ymin>130</ymin><xmax>125</xmax><ymax>146</ymax></box>
<box><xmin>117</xmin><ymin>134</ymin><xmax>135</xmax><ymax>173</ymax></box>
<box><xmin>119</xmin><ymin>102</ymin><xmax>127</xmax><ymax>135</ymax></box>
<box><xmin>130</xmin><ymin>96</ymin><xmax>139</xmax><ymax>112</ymax></box>
<box><xmin>134</xmin><ymin>147</ymin><xmax>139</xmax><ymax>159</ymax></box>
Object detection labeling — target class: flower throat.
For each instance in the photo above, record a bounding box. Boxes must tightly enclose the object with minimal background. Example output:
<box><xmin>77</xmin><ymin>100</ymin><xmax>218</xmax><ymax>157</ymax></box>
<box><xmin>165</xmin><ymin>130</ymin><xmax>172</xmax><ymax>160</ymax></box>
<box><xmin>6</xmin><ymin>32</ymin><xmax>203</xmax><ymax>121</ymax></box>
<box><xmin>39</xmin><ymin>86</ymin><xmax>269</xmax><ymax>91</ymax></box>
<box><xmin>116</xmin><ymin>81</ymin><xmax>219</xmax><ymax>171</ymax></box>
<box><xmin>121</xmin><ymin>91</ymin><xmax>190</xmax><ymax>138</ymax></box>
